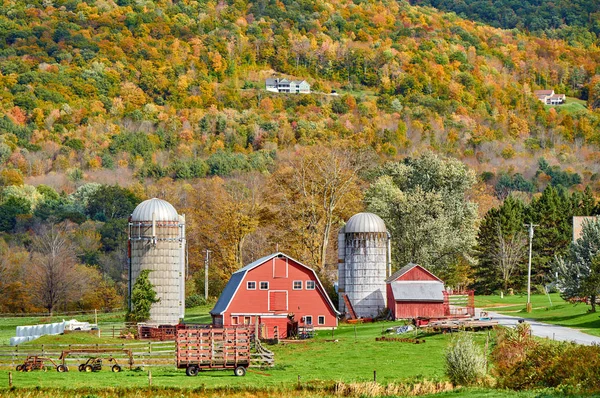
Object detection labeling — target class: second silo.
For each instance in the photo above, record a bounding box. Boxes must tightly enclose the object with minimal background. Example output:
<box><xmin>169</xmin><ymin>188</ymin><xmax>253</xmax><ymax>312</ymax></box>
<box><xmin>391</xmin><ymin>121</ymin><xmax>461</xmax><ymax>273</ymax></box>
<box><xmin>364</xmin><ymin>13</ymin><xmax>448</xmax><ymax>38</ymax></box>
<box><xmin>128</xmin><ymin>198</ymin><xmax>185</xmax><ymax>325</ymax></box>
<box><xmin>338</xmin><ymin>212</ymin><xmax>390</xmax><ymax>318</ymax></box>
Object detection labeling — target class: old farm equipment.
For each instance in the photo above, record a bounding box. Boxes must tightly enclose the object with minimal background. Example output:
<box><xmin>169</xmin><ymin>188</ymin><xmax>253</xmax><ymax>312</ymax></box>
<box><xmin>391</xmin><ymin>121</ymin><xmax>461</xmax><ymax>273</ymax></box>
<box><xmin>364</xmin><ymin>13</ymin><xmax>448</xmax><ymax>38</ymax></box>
<box><xmin>16</xmin><ymin>356</ymin><xmax>60</xmax><ymax>372</ymax></box>
<box><xmin>60</xmin><ymin>348</ymin><xmax>133</xmax><ymax>372</ymax></box>
<box><xmin>176</xmin><ymin>327</ymin><xmax>251</xmax><ymax>377</ymax></box>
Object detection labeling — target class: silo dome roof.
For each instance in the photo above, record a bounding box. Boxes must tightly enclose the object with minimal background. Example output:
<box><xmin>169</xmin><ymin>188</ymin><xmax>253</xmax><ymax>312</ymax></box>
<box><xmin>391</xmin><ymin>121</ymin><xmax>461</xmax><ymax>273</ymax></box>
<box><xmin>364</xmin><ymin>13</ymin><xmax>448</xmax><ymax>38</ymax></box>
<box><xmin>131</xmin><ymin>198</ymin><xmax>179</xmax><ymax>221</ymax></box>
<box><xmin>344</xmin><ymin>212</ymin><xmax>387</xmax><ymax>233</ymax></box>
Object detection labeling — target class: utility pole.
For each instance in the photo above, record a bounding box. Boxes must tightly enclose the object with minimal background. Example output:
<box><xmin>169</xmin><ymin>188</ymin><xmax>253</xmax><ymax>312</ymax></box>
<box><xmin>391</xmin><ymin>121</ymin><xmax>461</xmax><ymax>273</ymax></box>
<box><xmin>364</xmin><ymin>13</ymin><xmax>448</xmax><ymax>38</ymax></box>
<box><xmin>204</xmin><ymin>249</ymin><xmax>211</xmax><ymax>300</ymax></box>
<box><xmin>525</xmin><ymin>222</ymin><xmax>539</xmax><ymax>313</ymax></box>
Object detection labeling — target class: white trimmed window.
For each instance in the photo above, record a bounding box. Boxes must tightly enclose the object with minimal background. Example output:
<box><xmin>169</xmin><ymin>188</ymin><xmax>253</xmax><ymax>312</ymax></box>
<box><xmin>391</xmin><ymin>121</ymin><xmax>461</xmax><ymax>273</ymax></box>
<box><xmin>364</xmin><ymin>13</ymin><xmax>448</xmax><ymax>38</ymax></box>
<box><xmin>306</xmin><ymin>280</ymin><xmax>315</xmax><ymax>290</ymax></box>
<box><xmin>247</xmin><ymin>281</ymin><xmax>256</xmax><ymax>290</ymax></box>
<box><xmin>305</xmin><ymin>315</ymin><xmax>313</xmax><ymax>325</ymax></box>
<box><xmin>293</xmin><ymin>281</ymin><xmax>302</xmax><ymax>290</ymax></box>
<box><xmin>260</xmin><ymin>281</ymin><xmax>269</xmax><ymax>290</ymax></box>
<box><xmin>244</xmin><ymin>316</ymin><xmax>251</xmax><ymax>325</ymax></box>
<box><xmin>232</xmin><ymin>316</ymin><xmax>239</xmax><ymax>325</ymax></box>
<box><xmin>318</xmin><ymin>316</ymin><xmax>325</xmax><ymax>325</ymax></box>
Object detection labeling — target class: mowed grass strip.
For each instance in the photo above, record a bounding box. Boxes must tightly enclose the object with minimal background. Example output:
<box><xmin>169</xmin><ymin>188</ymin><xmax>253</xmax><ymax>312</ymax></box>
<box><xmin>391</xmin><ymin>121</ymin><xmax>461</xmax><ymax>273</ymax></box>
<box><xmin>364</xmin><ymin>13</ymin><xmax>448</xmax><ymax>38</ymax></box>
<box><xmin>476</xmin><ymin>293</ymin><xmax>600</xmax><ymax>337</ymax></box>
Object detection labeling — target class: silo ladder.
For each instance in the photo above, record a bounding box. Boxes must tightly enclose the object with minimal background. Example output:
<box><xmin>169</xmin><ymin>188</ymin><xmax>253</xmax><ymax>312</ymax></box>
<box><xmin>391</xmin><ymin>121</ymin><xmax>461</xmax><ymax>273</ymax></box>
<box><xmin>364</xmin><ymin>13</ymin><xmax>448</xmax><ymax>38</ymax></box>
<box><xmin>343</xmin><ymin>294</ymin><xmax>358</xmax><ymax>320</ymax></box>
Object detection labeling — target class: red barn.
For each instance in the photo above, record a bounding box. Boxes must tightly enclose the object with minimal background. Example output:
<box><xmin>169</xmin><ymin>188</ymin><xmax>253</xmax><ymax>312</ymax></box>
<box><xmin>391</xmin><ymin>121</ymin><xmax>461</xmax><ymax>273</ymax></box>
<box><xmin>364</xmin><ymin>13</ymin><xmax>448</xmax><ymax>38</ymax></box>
<box><xmin>210</xmin><ymin>252</ymin><xmax>339</xmax><ymax>338</ymax></box>
<box><xmin>386</xmin><ymin>263</ymin><xmax>445</xmax><ymax>319</ymax></box>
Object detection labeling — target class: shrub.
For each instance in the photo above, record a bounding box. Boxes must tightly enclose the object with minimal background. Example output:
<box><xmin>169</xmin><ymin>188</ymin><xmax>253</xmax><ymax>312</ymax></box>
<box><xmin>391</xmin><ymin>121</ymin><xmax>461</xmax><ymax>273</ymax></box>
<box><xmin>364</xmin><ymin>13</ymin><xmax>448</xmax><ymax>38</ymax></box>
<box><xmin>444</xmin><ymin>333</ymin><xmax>486</xmax><ymax>386</ymax></box>
<box><xmin>185</xmin><ymin>294</ymin><xmax>207</xmax><ymax>308</ymax></box>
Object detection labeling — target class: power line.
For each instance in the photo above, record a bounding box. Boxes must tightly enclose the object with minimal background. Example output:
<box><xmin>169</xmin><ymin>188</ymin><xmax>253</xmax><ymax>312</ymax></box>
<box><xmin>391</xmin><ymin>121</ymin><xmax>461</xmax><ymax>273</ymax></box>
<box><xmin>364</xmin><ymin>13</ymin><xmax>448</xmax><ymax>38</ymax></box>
<box><xmin>524</xmin><ymin>222</ymin><xmax>539</xmax><ymax>313</ymax></box>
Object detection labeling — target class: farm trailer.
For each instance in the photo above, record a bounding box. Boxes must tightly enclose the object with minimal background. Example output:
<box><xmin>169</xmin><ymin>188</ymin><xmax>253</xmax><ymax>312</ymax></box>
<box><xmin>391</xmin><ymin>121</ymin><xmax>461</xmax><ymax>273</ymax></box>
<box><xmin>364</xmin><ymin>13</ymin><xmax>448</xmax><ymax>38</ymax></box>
<box><xmin>177</xmin><ymin>327</ymin><xmax>265</xmax><ymax>377</ymax></box>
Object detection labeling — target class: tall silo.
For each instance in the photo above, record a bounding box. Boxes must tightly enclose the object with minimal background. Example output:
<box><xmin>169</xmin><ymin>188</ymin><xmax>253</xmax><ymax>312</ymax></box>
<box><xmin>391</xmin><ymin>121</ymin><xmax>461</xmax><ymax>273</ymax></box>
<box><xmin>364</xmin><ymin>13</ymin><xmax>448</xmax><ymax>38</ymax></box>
<box><xmin>338</xmin><ymin>212</ymin><xmax>391</xmax><ymax>318</ymax></box>
<box><xmin>128</xmin><ymin>198</ymin><xmax>185</xmax><ymax>325</ymax></box>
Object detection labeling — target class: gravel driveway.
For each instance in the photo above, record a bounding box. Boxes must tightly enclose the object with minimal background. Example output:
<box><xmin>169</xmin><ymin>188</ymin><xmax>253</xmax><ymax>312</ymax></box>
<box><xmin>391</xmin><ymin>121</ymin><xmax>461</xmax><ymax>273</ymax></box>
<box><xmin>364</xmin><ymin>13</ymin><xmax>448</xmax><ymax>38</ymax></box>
<box><xmin>483</xmin><ymin>310</ymin><xmax>600</xmax><ymax>345</ymax></box>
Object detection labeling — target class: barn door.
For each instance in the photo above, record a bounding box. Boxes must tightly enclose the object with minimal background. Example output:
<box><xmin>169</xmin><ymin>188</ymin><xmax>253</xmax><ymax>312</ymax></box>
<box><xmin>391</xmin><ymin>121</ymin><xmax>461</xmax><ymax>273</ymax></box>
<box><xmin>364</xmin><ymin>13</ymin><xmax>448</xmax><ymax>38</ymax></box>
<box><xmin>273</xmin><ymin>257</ymin><xmax>288</xmax><ymax>278</ymax></box>
<box><xmin>269</xmin><ymin>291</ymin><xmax>288</xmax><ymax>311</ymax></box>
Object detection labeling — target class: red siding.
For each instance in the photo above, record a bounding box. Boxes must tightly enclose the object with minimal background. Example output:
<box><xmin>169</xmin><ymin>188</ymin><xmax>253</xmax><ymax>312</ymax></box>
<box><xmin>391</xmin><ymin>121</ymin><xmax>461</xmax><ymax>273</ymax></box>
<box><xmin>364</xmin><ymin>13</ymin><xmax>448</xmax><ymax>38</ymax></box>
<box><xmin>396</xmin><ymin>266</ymin><xmax>440</xmax><ymax>282</ymax></box>
<box><xmin>219</xmin><ymin>256</ymin><xmax>337</xmax><ymax>338</ymax></box>
<box><xmin>393</xmin><ymin>302</ymin><xmax>445</xmax><ymax>319</ymax></box>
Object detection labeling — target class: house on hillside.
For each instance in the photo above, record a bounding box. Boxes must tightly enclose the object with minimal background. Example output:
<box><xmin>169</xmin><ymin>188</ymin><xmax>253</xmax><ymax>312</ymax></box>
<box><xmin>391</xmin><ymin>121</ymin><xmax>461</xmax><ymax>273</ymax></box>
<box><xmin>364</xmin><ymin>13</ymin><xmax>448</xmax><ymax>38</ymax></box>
<box><xmin>386</xmin><ymin>263</ymin><xmax>446</xmax><ymax>319</ymax></box>
<box><xmin>265</xmin><ymin>78</ymin><xmax>310</xmax><ymax>94</ymax></box>
<box><xmin>210</xmin><ymin>252</ymin><xmax>338</xmax><ymax>338</ymax></box>
<box><xmin>534</xmin><ymin>90</ymin><xmax>565</xmax><ymax>105</ymax></box>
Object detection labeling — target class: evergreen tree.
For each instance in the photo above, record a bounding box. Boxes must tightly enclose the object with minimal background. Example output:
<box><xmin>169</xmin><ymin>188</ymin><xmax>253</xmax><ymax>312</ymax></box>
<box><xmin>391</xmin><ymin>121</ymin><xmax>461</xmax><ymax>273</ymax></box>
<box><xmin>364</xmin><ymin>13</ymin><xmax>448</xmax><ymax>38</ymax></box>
<box><xmin>474</xmin><ymin>196</ymin><xmax>527</xmax><ymax>293</ymax></box>
<box><xmin>555</xmin><ymin>219</ymin><xmax>600</xmax><ymax>312</ymax></box>
<box><xmin>127</xmin><ymin>270</ymin><xmax>159</xmax><ymax>323</ymax></box>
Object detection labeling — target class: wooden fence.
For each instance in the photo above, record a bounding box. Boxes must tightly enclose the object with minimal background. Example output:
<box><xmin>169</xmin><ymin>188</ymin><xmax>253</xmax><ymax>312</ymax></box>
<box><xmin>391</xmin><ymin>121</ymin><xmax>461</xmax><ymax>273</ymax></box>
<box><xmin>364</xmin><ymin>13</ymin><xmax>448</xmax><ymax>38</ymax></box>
<box><xmin>0</xmin><ymin>335</ymin><xmax>275</xmax><ymax>369</ymax></box>
<box><xmin>0</xmin><ymin>341</ymin><xmax>176</xmax><ymax>368</ymax></box>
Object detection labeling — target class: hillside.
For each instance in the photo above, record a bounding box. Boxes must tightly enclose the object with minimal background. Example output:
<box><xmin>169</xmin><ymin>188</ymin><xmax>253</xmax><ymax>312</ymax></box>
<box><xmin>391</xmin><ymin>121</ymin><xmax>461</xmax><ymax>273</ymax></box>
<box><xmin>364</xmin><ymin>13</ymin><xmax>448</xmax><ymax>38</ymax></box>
<box><xmin>0</xmin><ymin>0</ymin><xmax>599</xmax><ymax>192</ymax></box>
<box><xmin>409</xmin><ymin>0</ymin><xmax>600</xmax><ymax>46</ymax></box>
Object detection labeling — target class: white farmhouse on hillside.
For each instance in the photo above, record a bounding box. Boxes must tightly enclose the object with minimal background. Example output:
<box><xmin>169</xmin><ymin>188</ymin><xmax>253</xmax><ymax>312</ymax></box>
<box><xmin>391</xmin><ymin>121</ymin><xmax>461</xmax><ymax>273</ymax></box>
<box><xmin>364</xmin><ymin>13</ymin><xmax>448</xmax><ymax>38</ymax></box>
<box><xmin>534</xmin><ymin>90</ymin><xmax>565</xmax><ymax>105</ymax></box>
<box><xmin>266</xmin><ymin>78</ymin><xmax>310</xmax><ymax>94</ymax></box>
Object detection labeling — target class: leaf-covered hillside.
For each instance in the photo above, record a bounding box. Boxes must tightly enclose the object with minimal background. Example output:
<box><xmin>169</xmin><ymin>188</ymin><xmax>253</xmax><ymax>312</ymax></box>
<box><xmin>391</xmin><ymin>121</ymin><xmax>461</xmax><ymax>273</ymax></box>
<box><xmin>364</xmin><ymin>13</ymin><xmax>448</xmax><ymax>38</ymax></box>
<box><xmin>409</xmin><ymin>0</ymin><xmax>600</xmax><ymax>46</ymax></box>
<box><xmin>1</xmin><ymin>0</ymin><xmax>600</xmax><ymax>193</ymax></box>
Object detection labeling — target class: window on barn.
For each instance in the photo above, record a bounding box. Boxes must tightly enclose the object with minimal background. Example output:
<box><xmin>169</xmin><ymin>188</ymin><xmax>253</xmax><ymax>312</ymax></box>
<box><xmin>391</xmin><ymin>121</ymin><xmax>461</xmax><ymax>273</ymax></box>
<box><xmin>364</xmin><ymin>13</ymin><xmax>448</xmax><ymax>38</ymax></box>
<box><xmin>306</xmin><ymin>280</ymin><xmax>315</xmax><ymax>290</ymax></box>
<box><xmin>293</xmin><ymin>281</ymin><xmax>302</xmax><ymax>290</ymax></box>
<box><xmin>305</xmin><ymin>315</ymin><xmax>313</xmax><ymax>325</ymax></box>
<box><xmin>244</xmin><ymin>316</ymin><xmax>251</xmax><ymax>325</ymax></box>
<box><xmin>247</xmin><ymin>281</ymin><xmax>256</xmax><ymax>290</ymax></box>
<box><xmin>318</xmin><ymin>316</ymin><xmax>325</xmax><ymax>325</ymax></box>
<box><xmin>232</xmin><ymin>316</ymin><xmax>239</xmax><ymax>325</ymax></box>
<box><xmin>260</xmin><ymin>281</ymin><xmax>269</xmax><ymax>290</ymax></box>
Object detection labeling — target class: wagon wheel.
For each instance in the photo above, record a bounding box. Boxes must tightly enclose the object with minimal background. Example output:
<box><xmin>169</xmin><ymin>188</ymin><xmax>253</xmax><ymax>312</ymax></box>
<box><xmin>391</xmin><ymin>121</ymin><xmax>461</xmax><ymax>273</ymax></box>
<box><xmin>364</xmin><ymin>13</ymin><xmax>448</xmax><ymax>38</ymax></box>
<box><xmin>56</xmin><ymin>364</ymin><xmax>68</xmax><ymax>372</ymax></box>
<box><xmin>78</xmin><ymin>364</ymin><xmax>85</xmax><ymax>372</ymax></box>
<box><xmin>111</xmin><ymin>365</ymin><xmax>121</xmax><ymax>373</ymax></box>
<box><xmin>185</xmin><ymin>365</ymin><xmax>199</xmax><ymax>377</ymax></box>
<box><xmin>85</xmin><ymin>364</ymin><xmax>93</xmax><ymax>372</ymax></box>
<box><xmin>234</xmin><ymin>366</ymin><xmax>246</xmax><ymax>377</ymax></box>
<box><xmin>24</xmin><ymin>364</ymin><xmax>32</xmax><ymax>372</ymax></box>
<box><xmin>16</xmin><ymin>364</ymin><xmax>23</xmax><ymax>372</ymax></box>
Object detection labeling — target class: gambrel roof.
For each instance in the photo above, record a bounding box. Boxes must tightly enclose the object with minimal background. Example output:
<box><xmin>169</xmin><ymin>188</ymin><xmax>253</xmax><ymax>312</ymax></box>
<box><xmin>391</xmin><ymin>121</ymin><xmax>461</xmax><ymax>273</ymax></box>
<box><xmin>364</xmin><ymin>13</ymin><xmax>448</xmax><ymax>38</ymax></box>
<box><xmin>210</xmin><ymin>252</ymin><xmax>339</xmax><ymax>316</ymax></box>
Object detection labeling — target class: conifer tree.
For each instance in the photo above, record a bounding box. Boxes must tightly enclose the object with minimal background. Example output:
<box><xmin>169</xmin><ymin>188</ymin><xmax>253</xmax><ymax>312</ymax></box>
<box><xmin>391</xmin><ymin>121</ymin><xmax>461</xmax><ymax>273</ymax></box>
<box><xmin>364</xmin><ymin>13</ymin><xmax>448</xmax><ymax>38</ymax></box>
<box><xmin>127</xmin><ymin>270</ymin><xmax>159</xmax><ymax>323</ymax></box>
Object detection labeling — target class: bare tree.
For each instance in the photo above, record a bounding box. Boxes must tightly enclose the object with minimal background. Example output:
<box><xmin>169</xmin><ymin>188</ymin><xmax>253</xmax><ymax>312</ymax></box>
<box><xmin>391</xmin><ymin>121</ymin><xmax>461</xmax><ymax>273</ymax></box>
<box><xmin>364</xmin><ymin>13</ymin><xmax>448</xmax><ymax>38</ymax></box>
<box><xmin>490</xmin><ymin>223</ymin><xmax>528</xmax><ymax>292</ymax></box>
<box><xmin>270</xmin><ymin>147</ymin><xmax>369</xmax><ymax>273</ymax></box>
<box><xmin>31</xmin><ymin>223</ymin><xmax>88</xmax><ymax>315</ymax></box>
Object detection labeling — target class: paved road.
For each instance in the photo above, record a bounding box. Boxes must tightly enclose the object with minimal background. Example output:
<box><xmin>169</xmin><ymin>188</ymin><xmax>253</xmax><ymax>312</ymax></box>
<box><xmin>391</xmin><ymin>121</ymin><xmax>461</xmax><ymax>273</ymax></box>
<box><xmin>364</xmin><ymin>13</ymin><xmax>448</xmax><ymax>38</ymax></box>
<box><xmin>483</xmin><ymin>310</ymin><xmax>600</xmax><ymax>345</ymax></box>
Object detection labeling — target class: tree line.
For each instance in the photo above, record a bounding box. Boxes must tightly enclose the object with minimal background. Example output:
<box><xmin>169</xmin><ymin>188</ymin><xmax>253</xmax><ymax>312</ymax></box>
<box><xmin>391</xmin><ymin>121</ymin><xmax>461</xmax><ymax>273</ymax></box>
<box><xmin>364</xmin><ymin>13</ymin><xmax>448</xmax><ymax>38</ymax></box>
<box><xmin>3</xmin><ymin>149</ymin><xmax>598</xmax><ymax>313</ymax></box>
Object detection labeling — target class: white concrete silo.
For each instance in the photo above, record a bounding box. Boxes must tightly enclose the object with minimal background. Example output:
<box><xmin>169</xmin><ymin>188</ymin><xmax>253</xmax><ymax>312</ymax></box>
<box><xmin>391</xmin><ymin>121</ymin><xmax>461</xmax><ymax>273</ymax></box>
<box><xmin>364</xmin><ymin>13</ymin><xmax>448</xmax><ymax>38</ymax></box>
<box><xmin>338</xmin><ymin>212</ymin><xmax>391</xmax><ymax>318</ymax></box>
<box><xmin>128</xmin><ymin>198</ymin><xmax>185</xmax><ymax>325</ymax></box>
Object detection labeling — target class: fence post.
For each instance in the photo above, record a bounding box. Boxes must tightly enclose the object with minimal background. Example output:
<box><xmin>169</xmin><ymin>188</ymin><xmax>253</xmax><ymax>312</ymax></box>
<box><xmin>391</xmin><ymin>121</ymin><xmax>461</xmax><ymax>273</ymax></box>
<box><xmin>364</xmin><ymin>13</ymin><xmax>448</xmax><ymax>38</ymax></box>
<box><xmin>373</xmin><ymin>370</ymin><xmax>377</xmax><ymax>382</ymax></box>
<box><xmin>148</xmin><ymin>370</ymin><xmax>152</xmax><ymax>386</ymax></box>
<box><xmin>8</xmin><ymin>372</ymin><xmax>12</xmax><ymax>388</ymax></box>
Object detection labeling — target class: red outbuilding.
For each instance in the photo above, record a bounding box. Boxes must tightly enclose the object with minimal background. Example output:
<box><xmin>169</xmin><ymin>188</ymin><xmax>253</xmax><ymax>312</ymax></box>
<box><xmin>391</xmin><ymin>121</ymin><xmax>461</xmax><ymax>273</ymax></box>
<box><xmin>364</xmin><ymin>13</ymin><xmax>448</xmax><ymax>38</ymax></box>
<box><xmin>210</xmin><ymin>252</ymin><xmax>339</xmax><ymax>339</ymax></box>
<box><xmin>386</xmin><ymin>263</ymin><xmax>445</xmax><ymax>319</ymax></box>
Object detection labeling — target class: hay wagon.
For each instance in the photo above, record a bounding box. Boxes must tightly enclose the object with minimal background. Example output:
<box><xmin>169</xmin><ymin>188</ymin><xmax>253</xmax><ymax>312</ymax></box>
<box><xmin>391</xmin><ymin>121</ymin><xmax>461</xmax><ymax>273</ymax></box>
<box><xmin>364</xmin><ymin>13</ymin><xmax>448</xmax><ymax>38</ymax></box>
<box><xmin>176</xmin><ymin>326</ymin><xmax>251</xmax><ymax>377</ymax></box>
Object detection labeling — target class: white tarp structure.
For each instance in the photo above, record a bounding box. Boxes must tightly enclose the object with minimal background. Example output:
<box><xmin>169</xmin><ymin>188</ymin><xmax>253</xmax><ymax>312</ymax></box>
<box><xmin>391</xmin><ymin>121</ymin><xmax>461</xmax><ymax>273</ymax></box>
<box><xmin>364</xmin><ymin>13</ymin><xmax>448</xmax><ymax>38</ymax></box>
<box><xmin>10</xmin><ymin>319</ymin><xmax>95</xmax><ymax>346</ymax></box>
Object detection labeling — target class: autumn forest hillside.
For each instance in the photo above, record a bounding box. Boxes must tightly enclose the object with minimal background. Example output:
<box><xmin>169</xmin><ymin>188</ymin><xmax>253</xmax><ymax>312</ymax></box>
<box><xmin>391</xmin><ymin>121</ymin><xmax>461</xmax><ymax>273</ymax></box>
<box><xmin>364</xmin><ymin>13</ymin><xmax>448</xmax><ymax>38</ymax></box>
<box><xmin>1</xmin><ymin>0</ymin><xmax>600</xmax><ymax>313</ymax></box>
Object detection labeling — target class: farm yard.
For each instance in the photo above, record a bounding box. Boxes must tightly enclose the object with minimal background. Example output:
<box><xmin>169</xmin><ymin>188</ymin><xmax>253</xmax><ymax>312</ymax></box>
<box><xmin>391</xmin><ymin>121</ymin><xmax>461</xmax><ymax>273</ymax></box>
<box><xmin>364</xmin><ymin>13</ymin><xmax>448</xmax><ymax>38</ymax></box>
<box><xmin>0</xmin><ymin>299</ymin><xmax>596</xmax><ymax>397</ymax></box>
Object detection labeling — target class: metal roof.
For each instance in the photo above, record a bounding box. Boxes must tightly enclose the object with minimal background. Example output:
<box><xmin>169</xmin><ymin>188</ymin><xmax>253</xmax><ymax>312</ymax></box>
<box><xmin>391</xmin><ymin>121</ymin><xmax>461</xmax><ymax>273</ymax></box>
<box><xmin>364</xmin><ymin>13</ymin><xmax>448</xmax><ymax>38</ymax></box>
<box><xmin>386</xmin><ymin>263</ymin><xmax>442</xmax><ymax>283</ymax></box>
<box><xmin>344</xmin><ymin>212</ymin><xmax>387</xmax><ymax>233</ymax></box>
<box><xmin>210</xmin><ymin>272</ymin><xmax>246</xmax><ymax>316</ymax></box>
<box><xmin>131</xmin><ymin>198</ymin><xmax>179</xmax><ymax>222</ymax></box>
<box><xmin>210</xmin><ymin>252</ymin><xmax>340</xmax><ymax>316</ymax></box>
<box><xmin>389</xmin><ymin>281</ymin><xmax>444</xmax><ymax>302</ymax></box>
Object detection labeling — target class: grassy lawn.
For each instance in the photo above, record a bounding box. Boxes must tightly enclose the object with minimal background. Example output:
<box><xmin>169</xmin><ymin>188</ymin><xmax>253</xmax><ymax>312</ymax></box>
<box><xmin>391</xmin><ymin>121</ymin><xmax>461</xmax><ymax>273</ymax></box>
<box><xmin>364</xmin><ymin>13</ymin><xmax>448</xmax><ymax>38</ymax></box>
<box><xmin>0</xmin><ymin>305</ymin><xmax>575</xmax><ymax>397</ymax></box>
<box><xmin>476</xmin><ymin>293</ymin><xmax>600</xmax><ymax>336</ymax></box>
<box><xmin>545</xmin><ymin>96</ymin><xmax>588</xmax><ymax>113</ymax></box>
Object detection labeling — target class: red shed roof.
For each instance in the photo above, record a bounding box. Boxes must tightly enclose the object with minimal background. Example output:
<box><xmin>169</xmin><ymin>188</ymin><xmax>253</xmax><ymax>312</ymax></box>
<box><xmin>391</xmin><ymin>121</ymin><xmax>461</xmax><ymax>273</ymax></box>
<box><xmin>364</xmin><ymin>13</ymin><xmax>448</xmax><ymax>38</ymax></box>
<box><xmin>385</xmin><ymin>263</ymin><xmax>443</xmax><ymax>283</ymax></box>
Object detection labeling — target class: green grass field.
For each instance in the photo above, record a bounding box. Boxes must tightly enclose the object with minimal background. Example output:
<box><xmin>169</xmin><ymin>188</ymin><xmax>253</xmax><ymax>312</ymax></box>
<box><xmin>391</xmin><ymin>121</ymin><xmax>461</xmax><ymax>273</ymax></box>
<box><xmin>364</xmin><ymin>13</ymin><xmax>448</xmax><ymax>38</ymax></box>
<box><xmin>0</xmin><ymin>301</ymin><xmax>595</xmax><ymax>396</ymax></box>
<box><xmin>476</xmin><ymin>293</ymin><xmax>600</xmax><ymax>337</ymax></box>
<box><xmin>545</xmin><ymin>96</ymin><xmax>588</xmax><ymax>113</ymax></box>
